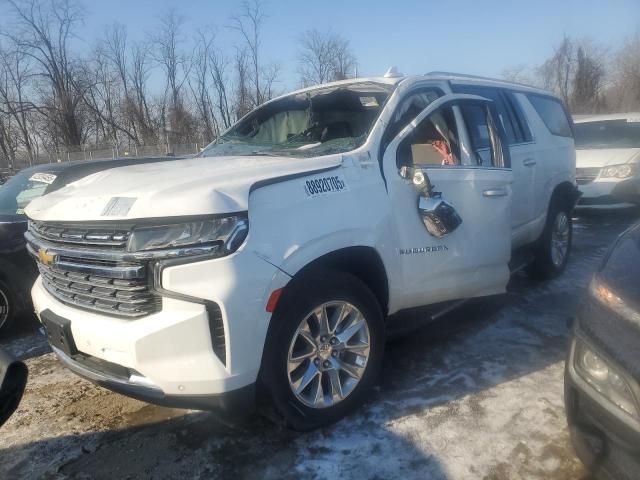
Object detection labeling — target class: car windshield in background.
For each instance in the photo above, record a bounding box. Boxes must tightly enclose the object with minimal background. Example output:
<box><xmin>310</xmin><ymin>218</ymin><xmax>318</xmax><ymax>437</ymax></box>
<box><xmin>199</xmin><ymin>82</ymin><xmax>393</xmax><ymax>159</ymax></box>
<box><xmin>574</xmin><ymin>119</ymin><xmax>640</xmax><ymax>149</ymax></box>
<box><xmin>0</xmin><ymin>170</ymin><xmax>57</xmax><ymax>215</ymax></box>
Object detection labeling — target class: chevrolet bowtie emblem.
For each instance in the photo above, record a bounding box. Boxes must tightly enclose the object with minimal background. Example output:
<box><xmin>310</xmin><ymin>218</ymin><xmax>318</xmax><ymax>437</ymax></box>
<box><xmin>38</xmin><ymin>249</ymin><xmax>57</xmax><ymax>266</ymax></box>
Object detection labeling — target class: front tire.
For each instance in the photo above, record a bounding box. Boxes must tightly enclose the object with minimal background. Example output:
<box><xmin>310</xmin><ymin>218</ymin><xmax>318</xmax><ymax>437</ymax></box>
<box><xmin>528</xmin><ymin>200</ymin><xmax>572</xmax><ymax>279</ymax></box>
<box><xmin>262</xmin><ymin>270</ymin><xmax>385</xmax><ymax>431</ymax></box>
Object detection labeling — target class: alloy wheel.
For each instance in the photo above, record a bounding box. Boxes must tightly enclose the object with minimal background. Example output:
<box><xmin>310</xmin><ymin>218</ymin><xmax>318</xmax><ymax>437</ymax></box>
<box><xmin>287</xmin><ymin>301</ymin><xmax>370</xmax><ymax>409</ymax></box>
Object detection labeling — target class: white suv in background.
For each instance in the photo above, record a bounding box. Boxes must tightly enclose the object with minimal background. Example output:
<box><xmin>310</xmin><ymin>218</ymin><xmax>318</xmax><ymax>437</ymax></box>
<box><xmin>574</xmin><ymin>113</ymin><xmax>640</xmax><ymax>210</ymax></box>
<box><xmin>25</xmin><ymin>72</ymin><xmax>578</xmax><ymax>429</ymax></box>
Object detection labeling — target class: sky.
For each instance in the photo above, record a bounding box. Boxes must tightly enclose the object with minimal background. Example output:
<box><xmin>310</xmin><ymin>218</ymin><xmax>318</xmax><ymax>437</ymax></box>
<box><xmin>76</xmin><ymin>0</ymin><xmax>640</xmax><ymax>92</ymax></box>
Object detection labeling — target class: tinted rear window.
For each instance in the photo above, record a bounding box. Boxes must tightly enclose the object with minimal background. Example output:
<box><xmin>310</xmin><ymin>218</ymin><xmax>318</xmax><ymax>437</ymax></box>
<box><xmin>503</xmin><ymin>91</ymin><xmax>533</xmax><ymax>143</ymax></box>
<box><xmin>527</xmin><ymin>95</ymin><xmax>573</xmax><ymax>137</ymax></box>
<box><xmin>574</xmin><ymin>119</ymin><xmax>640</xmax><ymax>149</ymax></box>
<box><xmin>451</xmin><ymin>85</ymin><xmax>518</xmax><ymax>145</ymax></box>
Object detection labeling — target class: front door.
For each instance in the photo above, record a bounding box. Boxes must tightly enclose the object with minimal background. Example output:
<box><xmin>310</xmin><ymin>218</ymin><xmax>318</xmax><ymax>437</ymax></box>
<box><xmin>383</xmin><ymin>94</ymin><xmax>513</xmax><ymax>310</ymax></box>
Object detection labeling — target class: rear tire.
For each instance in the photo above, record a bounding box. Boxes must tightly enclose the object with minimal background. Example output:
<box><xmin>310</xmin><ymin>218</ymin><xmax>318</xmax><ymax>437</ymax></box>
<box><xmin>261</xmin><ymin>270</ymin><xmax>385</xmax><ymax>431</ymax></box>
<box><xmin>528</xmin><ymin>200</ymin><xmax>572</xmax><ymax>279</ymax></box>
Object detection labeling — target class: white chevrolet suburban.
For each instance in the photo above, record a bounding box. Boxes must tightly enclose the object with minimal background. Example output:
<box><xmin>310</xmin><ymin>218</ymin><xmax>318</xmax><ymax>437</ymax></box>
<box><xmin>25</xmin><ymin>72</ymin><xmax>578</xmax><ymax>429</ymax></box>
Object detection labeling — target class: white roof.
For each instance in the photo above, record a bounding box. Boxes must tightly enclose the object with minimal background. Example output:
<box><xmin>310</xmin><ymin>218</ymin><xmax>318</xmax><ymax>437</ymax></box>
<box><xmin>422</xmin><ymin>71</ymin><xmax>552</xmax><ymax>96</ymax></box>
<box><xmin>250</xmin><ymin>72</ymin><xmax>555</xmax><ymax>117</ymax></box>
<box><xmin>573</xmin><ymin>113</ymin><xmax>640</xmax><ymax>123</ymax></box>
<box><xmin>285</xmin><ymin>72</ymin><xmax>553</xmax><ymax>98</ymax></box>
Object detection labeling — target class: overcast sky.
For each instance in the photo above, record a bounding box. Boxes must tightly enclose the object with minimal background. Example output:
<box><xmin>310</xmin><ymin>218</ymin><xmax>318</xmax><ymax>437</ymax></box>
<box><xmin>77</xmin><ymin>0</ymin><xmax>640</xmax><ymax>91</ymax></box>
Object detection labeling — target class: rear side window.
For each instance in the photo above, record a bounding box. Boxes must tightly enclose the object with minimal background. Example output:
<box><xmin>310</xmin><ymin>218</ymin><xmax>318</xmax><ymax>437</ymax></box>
<box><xmin>502</xmin><ymin>91</ymin><xmax>533</xmax><ymax>143</ymax></box>
<box><xmin>459</xmin><ymin>103</ymin><xmax>505</xmax><ymax>167</ymax></box>
<box><xmin>451</xmin><ymin>84</ymin><xmax>519</xmax><ymax>145</ymax></box>
<box><xmin>527</xmin><ymin>95</ymin><xmax>573</xmax><ymax>138</ymax></box>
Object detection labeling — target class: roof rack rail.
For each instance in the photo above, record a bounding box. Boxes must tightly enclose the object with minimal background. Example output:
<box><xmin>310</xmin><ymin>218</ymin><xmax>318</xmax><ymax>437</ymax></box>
<box><xmin>425</xmin><ymin>71</ymin><xmax>537</xmax><ymax>89</ymax></box>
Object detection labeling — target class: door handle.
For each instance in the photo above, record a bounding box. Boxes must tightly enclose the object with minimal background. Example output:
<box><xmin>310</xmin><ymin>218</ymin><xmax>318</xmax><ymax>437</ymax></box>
<box><xmin>523</xmin><ymin>158</ymin><xmax>536</xmax><ymax>167</ymax></box>
<box><xmin>483</xmin><ymin>188</ymin><xmax>508</xmax><ymax>198</ymax></box>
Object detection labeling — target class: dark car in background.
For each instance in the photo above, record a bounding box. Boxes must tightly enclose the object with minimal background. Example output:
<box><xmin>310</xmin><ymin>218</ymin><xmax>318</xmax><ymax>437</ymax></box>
<box><xmin>0</xmin><ymin>157</ymin><xmax>181</xmax><ymax>332</ymax></box>
<box><xmin>565</xmin><ymin>189</ymin><xmax>640</xmax><ymax>479</ymax></box>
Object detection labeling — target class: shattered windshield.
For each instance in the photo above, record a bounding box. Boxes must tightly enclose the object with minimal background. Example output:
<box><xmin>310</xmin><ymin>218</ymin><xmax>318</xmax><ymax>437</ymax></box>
<box><xmin>199</xmin><ymin>82</ymin><xmax>393</xmax><ymax>159</ymax></box>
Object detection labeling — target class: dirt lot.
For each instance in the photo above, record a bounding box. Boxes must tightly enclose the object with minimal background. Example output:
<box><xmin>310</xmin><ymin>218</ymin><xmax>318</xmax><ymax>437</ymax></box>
<box><xmin>1</xmin><ymin>213</ymin><xmax>637</xmax><ymax>480</ymax></box>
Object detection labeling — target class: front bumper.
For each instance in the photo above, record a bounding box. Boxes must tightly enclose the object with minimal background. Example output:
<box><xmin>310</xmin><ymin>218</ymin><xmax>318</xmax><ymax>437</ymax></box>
<box><xmin>32</xmin><ymin>249</ymin><xmax>290</xmax><ymax>410</ymax></box>
<box><xmin>576</xmin><ymin>177</ymin><xmax>640</xmax><ymax>210</ymax></box>
<box><xmin>565</xmin><ymin>329</ymin><xmax>640</xmax><ymax>479</ymax></box>
<box><xmin>51</xmin><ymin>344</ymin><xmax>255</xmax><ymax>414</ymax></box>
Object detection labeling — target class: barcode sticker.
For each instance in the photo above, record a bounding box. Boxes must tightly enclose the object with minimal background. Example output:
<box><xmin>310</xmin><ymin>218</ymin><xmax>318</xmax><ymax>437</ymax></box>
<box><xmin>101</xmin><ymin>197</ymin><xmax>136</xmax><ymax>216</ymax></box>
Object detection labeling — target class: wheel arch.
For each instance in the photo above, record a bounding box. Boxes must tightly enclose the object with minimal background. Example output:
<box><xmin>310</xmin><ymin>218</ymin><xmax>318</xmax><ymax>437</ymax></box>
<box><xmin>549</xmin><ymin>181</ymin><xmax>581</xmax><ymax>212</ymax></box>
<box><xmin>279</xmin><ymin>246</ymin><xmax>389</xmax><ymax>317</ymax></box>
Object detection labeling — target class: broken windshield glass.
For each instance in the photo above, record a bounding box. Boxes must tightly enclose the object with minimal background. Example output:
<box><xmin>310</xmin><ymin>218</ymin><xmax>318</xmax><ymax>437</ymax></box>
<box><xmin>199</xmin><ymin>82</ymin><xmax>393</xmax><ymax>159</ymax></box>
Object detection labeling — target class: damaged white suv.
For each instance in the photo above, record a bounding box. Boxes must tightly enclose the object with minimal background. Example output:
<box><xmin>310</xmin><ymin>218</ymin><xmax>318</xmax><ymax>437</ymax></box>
<box><xmin>25</xmin><ymin>72</ymin><xmax>578</xmax><ymax>429</ymax></box>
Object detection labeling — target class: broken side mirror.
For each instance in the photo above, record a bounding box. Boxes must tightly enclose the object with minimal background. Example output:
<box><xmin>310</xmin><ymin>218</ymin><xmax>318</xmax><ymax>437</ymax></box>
<box><xmin>419</xmin><ymin>195</ymin><xmax>463</xmax><ymax>238</ymax></box>
<box><xmin>411</xmin><ymin>169</ymin><xmax>462</xmax><ymax>238</ymax></box>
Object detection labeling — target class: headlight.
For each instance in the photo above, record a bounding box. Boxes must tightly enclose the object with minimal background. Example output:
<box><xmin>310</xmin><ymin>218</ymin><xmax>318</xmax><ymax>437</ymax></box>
<box><xmin>600</xmin><ymin>163</ymin><xmax>636</xmax><ymax>179</ymax></box>
<box><xmin>127</xmin><ymin>214</ymin><xmax>248</xmax><ymax>254</ymax></box>
<box><xmin>574</xmin><ymin>340</ymin><xmax>639</xmax><ymax>420</ymax></box>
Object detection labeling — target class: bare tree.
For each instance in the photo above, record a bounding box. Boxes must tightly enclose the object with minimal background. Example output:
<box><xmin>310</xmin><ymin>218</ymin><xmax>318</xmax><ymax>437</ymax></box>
<box><xmin>572</xmin><ymin>45</ymin><xmax>606</xmax><ymax>113</ymax></box>
<box><xmin>260</xmin><ymin>62</ymin><xmax>281</xmax><ymax>101</ymax></box>
<box><xmin>0</xmin><ymin>43</ymin><xmax>37</xmax><ymax>165</ymax></box>
<box><xmin>608</xmin><ymin>34</ymin><xmax>640</xmax><ymax>111</ymax></box>
<box><xmin>151</xmin><ymin>9</ymin><xmax>193</xmax><ymax>142</ymax></box>
<box><xmin>128</xmin><ymin>41</ymin><xmax>158</xmax><ymax>144</ymax></box>
<box><xmin>538</xmin><ymin>35</ymin><xmax>575</xmax><ymax>106</ymax></box>
<box><xmin>230</xmin><ymin>0</ymin><xmax>266</xmax><ymax>106</ymax></box>
<box><xmin>297</xmin><ymin>29</ymin><xmax>357</xmax><ymax>87</ymax></box>
<box><xmin>209</xmin><ymin>46</ymin><xmax>233</xmax><ymax>129</ymax></box>
<box><xmin>0</xmin><ymin>0</ymin><xmax>367</xmax><ymax>165</ymax></box>
<box><xmin>506</xmin><ymin>35</ymin><xmax>608</xmax><ymax>113</ymax></box>
<box><xmin>331</xmin><ymin>34</ymin><xmax>357</xmax><ymax>81</ymax></box>
<box><xmin>233</xmin><ymin>47</ymin><xmax>251</xmax><ymax>120</ymax></box>
<box><xmin>3</xmin><ymin>0</ymin><xmax>87</xmax><ymax>148</ymax></box>
<box><xmin>188</xmin><ymin>30</ymin><xmax>218</xmax><ymax>142</ymax></box>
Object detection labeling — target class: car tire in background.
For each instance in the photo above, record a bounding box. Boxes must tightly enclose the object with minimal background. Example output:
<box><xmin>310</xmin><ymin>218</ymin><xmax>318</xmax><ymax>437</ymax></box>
<box><xmin>261</xmin><ymin>270</ymin><xmax>385</xmax><ymax>431</ymax></box>
<box><xmin>528</xmin><ymin>199</ymin><xmax>573</xmax><ymax>279</ymax></box>
<box><xmin>0</xmin><ymin>279</ymin><xmax>17</xmax><ymax>333</ymax></box>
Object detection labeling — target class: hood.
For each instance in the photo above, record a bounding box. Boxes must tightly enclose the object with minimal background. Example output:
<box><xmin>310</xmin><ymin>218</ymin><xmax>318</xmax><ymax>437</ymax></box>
<box><xmin>576</xmin><ymin>148</ymin><xmax>640</xmax><ymax>169</ymax></box>
<box><xmin>25</xmin><ymin>155</ymin><xmax>342</xmax><ymax>222</ymax></box>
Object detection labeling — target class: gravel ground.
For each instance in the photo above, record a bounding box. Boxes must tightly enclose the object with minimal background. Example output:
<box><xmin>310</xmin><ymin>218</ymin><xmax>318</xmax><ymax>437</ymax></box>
<box><xmin>1</xmin><ymin>213</ymin><xmax>637</xmax><ymax>480</ymax></box>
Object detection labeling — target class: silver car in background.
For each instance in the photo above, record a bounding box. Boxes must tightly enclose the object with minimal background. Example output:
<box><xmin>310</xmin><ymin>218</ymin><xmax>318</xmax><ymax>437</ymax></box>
<box><xmin>574</xmin><ymin>113</ymin><xmax>640</xmax><ymax>210</ymax></box>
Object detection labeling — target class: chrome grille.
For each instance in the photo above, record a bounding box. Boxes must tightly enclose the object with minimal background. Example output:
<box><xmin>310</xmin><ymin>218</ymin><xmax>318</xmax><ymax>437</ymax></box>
<box><xmin>576</xmin><ymin>167</ymin><xmax>600</xmax><ymax>185</ymax></box>
<box><xmin>27</xmin><ymin>222</ymin><xmax>161</xmax><ymax>318</ymax></box>
<box><xmin>37</xmin><ymin>263</ymin><xmax>159</xmax><ymax>317</ymax></box>
<box><xmin>30</xmin><ymin>221</ymin><xmax>130</xmax><ymax>249</ymax></box>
